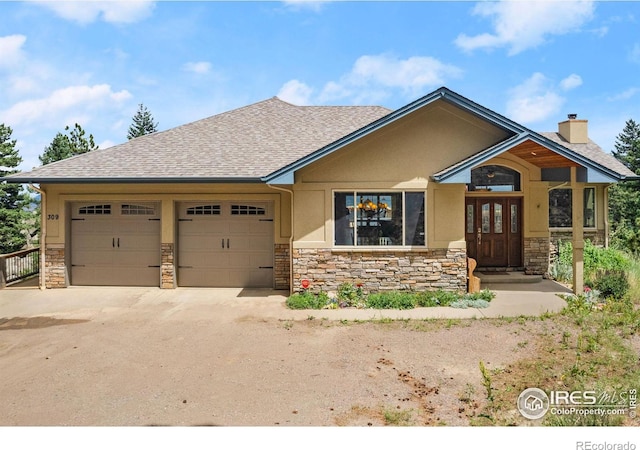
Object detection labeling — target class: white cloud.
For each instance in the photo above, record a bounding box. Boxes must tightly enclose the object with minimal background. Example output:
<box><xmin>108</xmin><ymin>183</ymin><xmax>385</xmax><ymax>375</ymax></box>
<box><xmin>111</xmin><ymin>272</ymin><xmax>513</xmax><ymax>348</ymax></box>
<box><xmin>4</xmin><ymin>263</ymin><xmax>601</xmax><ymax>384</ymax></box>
<box><xmin>630</xmin><ymin>43</ymin><xmax>640</xmax><ymax>64</ymax></box>
<box><xmin>455</xmin><ymin>0</ymin><xmax>595</xmax><ymax>55</ymax></box>
<box><xmin>277</xmin><ymin>80</ymin><xmax>314</xmax><ymax>105</ymax></box>
<box><xmin>560</xmin><ymin>74</ymin><xmax>582</xmax><ymax>91</ymax></box>
<box><xmin>506</xmin><ymin>73</ymin><xmax>566</xmax><ymax>123</ymax></box>
<box><xmin>607</xmin><ymin>87</ymin><xmax>640</xmax><ymax>102</ymax></box>
<box><xmin>1</xmin><ymin>84</ymin><xmax>132</xmax><ymax>127</ymax></box>
<box><xmin>318</xmin><ymin>54</ymin><xmax>462</xmax><ymax>104</ymax></box>
<box><xmin>33</xmin><ymin>1</ymin><xmax>155</xmax><ymax>25</ymax></box>
<box><xmin>182</xmin><ymin>61</ymin><xmax>212</xmax><ymax>75</ymax></box>
<box><xmin>282</xmin><ymin>1</ymin><xmax>325</xmax><ymax>13</ymax></box>
<box><xmin>0</xmin><ymin>35</ymin><xmax>27</xmax><ymax>69</ymax></box>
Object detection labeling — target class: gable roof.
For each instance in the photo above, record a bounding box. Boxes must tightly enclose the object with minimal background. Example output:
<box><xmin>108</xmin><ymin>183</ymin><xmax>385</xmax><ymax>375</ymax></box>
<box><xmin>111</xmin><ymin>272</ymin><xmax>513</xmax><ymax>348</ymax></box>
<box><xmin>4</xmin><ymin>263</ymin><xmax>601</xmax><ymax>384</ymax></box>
<box><xmin>5</xmin><ymin>87</ymin><xmax>638</xmax><ymax>184</ymax></box>
<box><xmin>267</xmin><ymin>87</ymin><xmax>638</xmax><ymax>184</ymax></box>
<box><xmin>5</xmin><ymin>97</ymin><xmax>390</xmax><ymax>183</ymax></box>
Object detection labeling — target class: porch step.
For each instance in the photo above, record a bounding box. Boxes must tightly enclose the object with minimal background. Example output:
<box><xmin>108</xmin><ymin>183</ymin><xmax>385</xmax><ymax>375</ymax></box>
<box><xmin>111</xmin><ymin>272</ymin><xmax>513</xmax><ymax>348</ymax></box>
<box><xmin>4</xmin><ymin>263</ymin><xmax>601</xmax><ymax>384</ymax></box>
<box><xmin>476</xmin><ymin>271</ymin><xmax>542</xmax><ymax>284</ymax></box>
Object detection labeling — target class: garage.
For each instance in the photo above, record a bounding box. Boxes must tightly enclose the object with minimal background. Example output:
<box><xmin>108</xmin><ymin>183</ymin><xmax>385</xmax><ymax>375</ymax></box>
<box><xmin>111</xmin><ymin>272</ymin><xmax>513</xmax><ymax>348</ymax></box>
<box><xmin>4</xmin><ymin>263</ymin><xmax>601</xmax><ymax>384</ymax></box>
<box><xmin>177</xmin><ymin>201</ymin><xmax>274</xmax><ymax>287</ymax></box>
<box><xmin>70</xmin><ymin>202</ymin><xmax>161</xmax><ymax>286</ymax></box>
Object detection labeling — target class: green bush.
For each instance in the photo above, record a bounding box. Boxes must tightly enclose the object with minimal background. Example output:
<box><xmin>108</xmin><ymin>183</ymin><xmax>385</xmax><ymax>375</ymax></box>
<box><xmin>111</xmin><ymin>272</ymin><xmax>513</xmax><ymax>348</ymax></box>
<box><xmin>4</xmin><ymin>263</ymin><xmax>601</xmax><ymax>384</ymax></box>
<box><xmin>415</xmin><ymin>289</ymin><xmax>458</xmax><ymax>307</ymax></box>
<box><xmin>336</xmin><ymin>282</ymin><xmax>366</xmax><ymax>308</ymax></box>
<box><xmin>365</xmin><ymin>291</ymin><xmax>416</xmax><ymax>310</ymax></box>
<box><xmin>286</xmin><ymin>291</ymin><xmax>330</xmax><ymax>309</ymax></box>
<box><xmin>466</xmin><ymin>289</ymin><xmax>496</xmax><ymax>302</ymax></box>
<box><xmin>593</xmin><ymin>270</ymin><xmax>630</xmax><ymax>300</ymax></box>
<box><xmin>553</xmin><ymin>240</ymin><xmax>632</xmax><ymax>284</ymax></box>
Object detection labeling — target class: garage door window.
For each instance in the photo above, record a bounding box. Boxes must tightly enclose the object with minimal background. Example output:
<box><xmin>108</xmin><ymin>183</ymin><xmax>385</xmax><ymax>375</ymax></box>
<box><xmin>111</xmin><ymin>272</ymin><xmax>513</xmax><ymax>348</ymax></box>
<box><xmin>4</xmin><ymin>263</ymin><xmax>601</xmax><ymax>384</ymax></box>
<box><xmin>78</xmin><ymin>204</ymin><xmax>111</xmax><ymax>215</ymax></box>
<box><xmin>121</xmin><ymin>204</ymin><xmax>156</xmax><ymax>215</ymax></box>
<box><xmin>231</xmin><ymin>204</ymin><xmax>266</xmax><ymax>215</ymax></box>
<box><xmin>186</xmin><ymin>205</ymin><xmax>221</xmax><ymax>215</ymax></box>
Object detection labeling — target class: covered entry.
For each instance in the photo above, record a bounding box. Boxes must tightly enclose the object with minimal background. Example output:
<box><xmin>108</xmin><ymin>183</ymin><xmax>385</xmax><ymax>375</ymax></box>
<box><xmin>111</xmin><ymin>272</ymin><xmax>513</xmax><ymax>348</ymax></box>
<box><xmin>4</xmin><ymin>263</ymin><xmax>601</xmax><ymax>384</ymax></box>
<box><xmin>70</xmin><ymin>202</ymin><xmax>161</xmax><ymax>286</ymax></box>
<box><xmin>465</xmin><ymin>197</ymin><xmax>522</xmax><ymax>268</ymax></box>
<box><xmin>177</xmin><ymin>201</ymin><xmax>274</xmax><ymax>287</ymax></box>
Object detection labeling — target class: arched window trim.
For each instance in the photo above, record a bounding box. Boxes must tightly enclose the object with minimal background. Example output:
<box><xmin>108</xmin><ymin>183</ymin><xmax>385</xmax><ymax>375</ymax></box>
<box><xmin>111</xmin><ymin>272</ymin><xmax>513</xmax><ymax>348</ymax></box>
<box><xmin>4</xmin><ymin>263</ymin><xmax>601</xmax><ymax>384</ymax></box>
<box><xmin>468</xmin><ymin>164</ymin><xmax>522</xmax><ymax>192</ymax></box>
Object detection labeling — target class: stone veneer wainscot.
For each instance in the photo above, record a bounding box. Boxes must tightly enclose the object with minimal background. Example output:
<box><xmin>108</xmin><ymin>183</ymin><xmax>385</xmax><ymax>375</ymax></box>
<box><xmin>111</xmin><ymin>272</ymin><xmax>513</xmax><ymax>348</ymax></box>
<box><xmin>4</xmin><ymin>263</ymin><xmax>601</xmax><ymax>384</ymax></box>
<box><xmin>292</xmin><ymin>248</ymin><xmax>467</xmax><ymax>294</ymax></box>
<box><xmin>45</xmin><ymin>245</ymin><xmax>67</xmax><ymax>288</ymax></box>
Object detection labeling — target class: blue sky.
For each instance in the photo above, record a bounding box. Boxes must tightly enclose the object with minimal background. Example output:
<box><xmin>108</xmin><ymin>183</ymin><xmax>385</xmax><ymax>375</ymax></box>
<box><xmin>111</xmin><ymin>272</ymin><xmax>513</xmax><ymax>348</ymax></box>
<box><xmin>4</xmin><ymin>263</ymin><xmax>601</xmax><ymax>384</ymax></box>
<box><xmin>1</xmin><ymin>1</ymin><xmax>639</xmax><ymax>172</ymax></box>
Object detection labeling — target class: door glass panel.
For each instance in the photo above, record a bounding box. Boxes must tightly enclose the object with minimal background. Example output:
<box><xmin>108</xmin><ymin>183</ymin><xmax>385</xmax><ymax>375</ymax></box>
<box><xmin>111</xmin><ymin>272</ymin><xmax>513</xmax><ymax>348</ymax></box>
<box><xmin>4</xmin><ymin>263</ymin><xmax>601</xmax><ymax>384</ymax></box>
<box><xmin>511</xmin><ymin>204</ymin><xmax>518</xmax><ymax>233</ymax></box>
<box><xmin>494</xmin><ymin>203</ymin><xmax>503</xmax><ymax>233</ymax></box>
<box><xmin>481</xmin><ymin>203</ymin><xmax>490</xmax><ymax>233</ymax></box>
<box><xmin>466</xmin><ymin>204</ymin><xmax>474</xmax><ymax>234</ymax></box>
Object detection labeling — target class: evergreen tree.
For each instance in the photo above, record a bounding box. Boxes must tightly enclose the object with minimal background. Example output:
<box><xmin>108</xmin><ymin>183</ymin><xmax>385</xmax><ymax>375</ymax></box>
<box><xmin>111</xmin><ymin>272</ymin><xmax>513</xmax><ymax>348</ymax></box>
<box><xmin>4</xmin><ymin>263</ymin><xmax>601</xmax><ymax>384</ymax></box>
<box><xmin>0</xmin><ymin>124</ymin><xmax>28</xmax><ymax>253</ymax></box>
<box><xmin>127</xmin><ymin>103</ymin><xmax>158</xmax><ymax>140</ymax></box>
<box><xmin>40</xmin><ymin>123</ymin><xmax>98</xmax><ymax>166</ymax></box>
<box><xmin>609</xmin><ymin>119</ymin><xmax>640</xmax><ymax>254</ymax></box>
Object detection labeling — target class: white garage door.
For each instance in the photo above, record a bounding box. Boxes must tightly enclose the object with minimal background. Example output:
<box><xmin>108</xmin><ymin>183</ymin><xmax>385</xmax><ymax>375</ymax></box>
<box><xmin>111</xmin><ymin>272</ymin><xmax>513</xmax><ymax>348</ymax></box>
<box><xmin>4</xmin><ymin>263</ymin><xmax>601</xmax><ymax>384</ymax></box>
<box><xmin>70</xmin><ymin>202</ymin><xmax>161</xmax><ymax>286</ymax></box>
<box><xmin>177</xmin><ymin>201</ymin><xmax>274</xmax><ymax>287</ymax></box>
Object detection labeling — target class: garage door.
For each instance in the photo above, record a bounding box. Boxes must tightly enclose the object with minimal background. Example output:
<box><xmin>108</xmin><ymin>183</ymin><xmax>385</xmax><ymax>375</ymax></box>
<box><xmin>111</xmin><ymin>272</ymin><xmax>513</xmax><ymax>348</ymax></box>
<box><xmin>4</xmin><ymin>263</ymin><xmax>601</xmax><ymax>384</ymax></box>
<box><xmin>177</xmin><ymin>201</ymin><xmax>274</xmax><ymax>287</ymax></box>
<box><xmin>70</xmin><ymin>202</ymin><xmax>161</xmax><ymax>286</ymax></box>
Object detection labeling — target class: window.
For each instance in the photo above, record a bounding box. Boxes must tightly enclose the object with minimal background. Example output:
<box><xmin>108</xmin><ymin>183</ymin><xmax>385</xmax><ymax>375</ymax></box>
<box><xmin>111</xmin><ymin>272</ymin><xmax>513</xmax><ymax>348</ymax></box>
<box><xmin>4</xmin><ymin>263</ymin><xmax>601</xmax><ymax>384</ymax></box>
<box><xmin>549</xmin><ymin>187</ymin><xmax>596</xmax><ymax>228</ymax></box>
<box><xmin>468</xmin><ymin>165</ymin><xmax>521</xmax><ymax>192</ymax></box>
<box><xmin>78</xmin><ymin>204</ymin><xmax>111</xmax><ymax>215</ymax></box>
<box><xmin>231</xmin><ymin>204</ymin><xmax>266</xmax><ymax>215</ymax></box>
<box><xmin>121</xmin><ymin>204</ymin><xmax>156</xmax><ymax>215</ymax></box>
<box><xmin>186</xmin><ymin>205</ymin><xmax>221</xmax><ymax>215</ymax></box>
<box><xmin>334</xmin><ymin>192</ymin><xmax>425</xmax><ymax>246</ymax></box>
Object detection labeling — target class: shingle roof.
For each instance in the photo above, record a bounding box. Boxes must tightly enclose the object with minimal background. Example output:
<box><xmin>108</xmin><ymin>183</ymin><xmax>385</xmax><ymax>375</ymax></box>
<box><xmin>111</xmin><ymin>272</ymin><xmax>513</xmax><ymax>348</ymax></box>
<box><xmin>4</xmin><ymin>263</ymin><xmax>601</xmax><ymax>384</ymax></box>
<box><xmin>8</xmin><ymin>97</ymin><xmax>391</xmax><ymax>182</ymax></box>
<box><xmin>538</xmin><ymin>132</ymin><xmax>636</xmax><ymax>178</ymax></box>
<box><xmin>5</xmin><ymin>89</ymin><xmax>637</xmax><ymax>184</ymax></box>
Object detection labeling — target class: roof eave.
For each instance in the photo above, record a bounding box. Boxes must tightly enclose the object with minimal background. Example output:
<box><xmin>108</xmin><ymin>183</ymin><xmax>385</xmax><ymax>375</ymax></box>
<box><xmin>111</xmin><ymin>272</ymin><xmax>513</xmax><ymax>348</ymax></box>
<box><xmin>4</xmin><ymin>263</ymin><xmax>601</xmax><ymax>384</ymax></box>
<box><xmin>1</xmin><ymin>176</ymin><xmax>265</xmax><ymax>184</ymax></box>
<box><xmin>432</xmin><ymin>132</ymin><xmax>629</xmax><ymax>184</ymax></box>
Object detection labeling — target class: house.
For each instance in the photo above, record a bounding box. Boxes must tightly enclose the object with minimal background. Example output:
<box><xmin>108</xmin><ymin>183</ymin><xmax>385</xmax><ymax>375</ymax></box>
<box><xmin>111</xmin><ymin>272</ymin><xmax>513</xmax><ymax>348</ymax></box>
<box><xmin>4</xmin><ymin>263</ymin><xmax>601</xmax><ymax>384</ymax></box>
<box><xmin>4</xmin><ymin>87</ymin><xmax>637</xmax><ymax>294</ymax></box>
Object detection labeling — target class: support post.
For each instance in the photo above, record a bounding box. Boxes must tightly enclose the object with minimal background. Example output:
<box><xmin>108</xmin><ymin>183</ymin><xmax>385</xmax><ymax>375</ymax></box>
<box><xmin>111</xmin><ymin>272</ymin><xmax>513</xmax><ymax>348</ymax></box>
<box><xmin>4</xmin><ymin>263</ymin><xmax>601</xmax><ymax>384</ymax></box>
<box><xmin>571</xmin><ymin>167</ymin><xmax>584</xmax><ymax>294</ymax></box>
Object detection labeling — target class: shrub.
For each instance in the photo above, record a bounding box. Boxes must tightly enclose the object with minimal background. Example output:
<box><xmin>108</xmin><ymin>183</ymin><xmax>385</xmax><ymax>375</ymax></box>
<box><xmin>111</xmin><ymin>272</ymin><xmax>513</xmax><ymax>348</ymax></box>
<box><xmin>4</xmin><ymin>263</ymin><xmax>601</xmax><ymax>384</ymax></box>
<box><xmin>450</xmin><ymin>298</ymin><xmax>490</xmax><ymax>309</ymax></box>
<box><xmin>552</xmin><ymin>240</ymin><xmax>632</xmax><ymax>285</ymax></box>
<box><xmin>415</xmin><ymin>289</ymin><xmax>458</xmax><ymax>307</ymax></box>
<box><xmin>365</xmin><ymin>291</ymin><xmax>416</xmax><ymax>310</ymax></box>
<box><xmin>286</xmin><ymin>291</ymin><xmax>329</xmax><ymax>309</ymax></box>
<box><xmin>593</xmin><ymin>270</ymin><xmax>630</xmax><ymax>300</ymax></box>
<box><xmin>336</xmin><ymin>282</ymin><xmax>366</xmax><ymax>308</ymax></box>
<box><xmin>466</xmin><ymin>289</ymin><xmax>496</xmax><ymax>302</ymax></box>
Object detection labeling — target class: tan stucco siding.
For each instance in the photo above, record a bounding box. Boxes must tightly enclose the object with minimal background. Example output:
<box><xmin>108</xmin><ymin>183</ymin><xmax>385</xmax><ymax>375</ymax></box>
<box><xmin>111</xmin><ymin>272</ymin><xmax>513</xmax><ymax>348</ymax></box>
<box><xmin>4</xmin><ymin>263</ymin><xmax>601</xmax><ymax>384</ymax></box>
<box><xmin>298</xmin><ymin>102</ymin><xmax>511</xmax><ymax>184</ymax></box>
<box><xmin>41</xmin><ymin>183</ymin><xmax>292</xmax><ymax>246</ymax></box>
<box><xmin>429</xmin><ymin>185</ymin><xmax>465</xmax><ymax>248</ymax></box>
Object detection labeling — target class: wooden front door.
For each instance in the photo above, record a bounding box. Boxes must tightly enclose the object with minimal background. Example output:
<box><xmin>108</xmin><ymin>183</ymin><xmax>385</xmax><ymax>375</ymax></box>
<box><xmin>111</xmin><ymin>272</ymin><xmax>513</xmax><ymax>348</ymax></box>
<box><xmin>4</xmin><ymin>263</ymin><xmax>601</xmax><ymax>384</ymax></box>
<box><xmin>465</xmin><ymin>197</ymin><xmax>522</xmax><ymax>268</ymax></box>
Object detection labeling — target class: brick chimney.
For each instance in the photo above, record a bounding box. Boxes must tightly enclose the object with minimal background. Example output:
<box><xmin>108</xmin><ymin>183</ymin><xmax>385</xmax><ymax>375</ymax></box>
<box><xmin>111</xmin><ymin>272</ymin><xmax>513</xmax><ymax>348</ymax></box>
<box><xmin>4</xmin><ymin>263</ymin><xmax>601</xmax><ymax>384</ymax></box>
<box><xmin>558</xmin><ymin>113</ymin><xmax>588</xmax><ymax>144</ymax></box>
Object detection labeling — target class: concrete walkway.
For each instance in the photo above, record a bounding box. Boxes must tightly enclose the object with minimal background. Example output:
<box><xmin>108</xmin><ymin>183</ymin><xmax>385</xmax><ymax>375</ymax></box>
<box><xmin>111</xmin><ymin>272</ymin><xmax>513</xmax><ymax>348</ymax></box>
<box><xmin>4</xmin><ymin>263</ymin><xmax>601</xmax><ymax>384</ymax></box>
<box><xmin>0</xmin><ymin>280</ymin><xmax>571</xmax><ymax>321</ymax></box>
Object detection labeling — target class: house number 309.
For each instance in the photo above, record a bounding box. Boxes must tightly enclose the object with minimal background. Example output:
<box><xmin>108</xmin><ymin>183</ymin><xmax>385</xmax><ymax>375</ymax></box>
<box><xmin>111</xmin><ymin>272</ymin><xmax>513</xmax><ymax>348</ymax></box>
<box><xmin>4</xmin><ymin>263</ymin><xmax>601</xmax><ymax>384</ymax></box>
<box><xmin>47</xmin><ymin>214</ymin><xmax>59</xmax><ymax>220</ymax></box>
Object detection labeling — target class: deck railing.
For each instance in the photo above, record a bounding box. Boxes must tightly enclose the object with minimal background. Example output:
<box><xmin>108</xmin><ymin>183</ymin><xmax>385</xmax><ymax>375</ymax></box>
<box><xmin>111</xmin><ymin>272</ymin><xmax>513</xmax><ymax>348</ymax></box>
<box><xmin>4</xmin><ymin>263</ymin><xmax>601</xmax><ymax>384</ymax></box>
<box><xmin>0</xmin><ymin>247</ymin><xmax>40</xmax><ymax>288</ymax></box>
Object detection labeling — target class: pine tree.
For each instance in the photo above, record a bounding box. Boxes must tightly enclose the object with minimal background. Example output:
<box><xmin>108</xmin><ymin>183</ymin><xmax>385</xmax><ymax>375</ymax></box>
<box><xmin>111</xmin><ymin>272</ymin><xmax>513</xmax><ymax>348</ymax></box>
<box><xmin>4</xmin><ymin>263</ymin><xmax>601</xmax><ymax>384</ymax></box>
<box><xmin>127</xmin><ymin>103</ymin><xmax>158</xmax><ymax>140</ymax></box>
<box><xmin>609</xmin><ymin>119</ymin><xmax>640</xmax><ymax>254</ymax></box>
<box><xmin>0</xmin><ymin>124</ymin><xmax>28</xmax><ymax>253</ymax></box>
<box><xmin>40</xmin><ymin>124</ymin><xmax>98</xmax><ymax>166</ymax></box>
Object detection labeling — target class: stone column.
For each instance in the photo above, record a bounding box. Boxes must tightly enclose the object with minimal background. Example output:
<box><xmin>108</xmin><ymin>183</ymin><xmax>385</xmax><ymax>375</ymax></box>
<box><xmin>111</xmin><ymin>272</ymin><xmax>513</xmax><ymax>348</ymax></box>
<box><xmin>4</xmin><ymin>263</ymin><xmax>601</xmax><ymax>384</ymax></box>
<box><xmin>45</xmin><ymin>245</ymin><xmax>67</xmax><ymax>288</ymax></box>
<box><xmin>161</xmin><ymin>243</ymin><xmax>175</xmax><ymax>289</ymax></box>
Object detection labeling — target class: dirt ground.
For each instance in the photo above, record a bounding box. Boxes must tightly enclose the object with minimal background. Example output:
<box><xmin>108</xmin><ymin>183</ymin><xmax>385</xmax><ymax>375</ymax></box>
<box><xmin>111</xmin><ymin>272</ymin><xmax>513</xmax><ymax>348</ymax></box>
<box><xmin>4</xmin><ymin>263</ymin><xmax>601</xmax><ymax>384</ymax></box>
<box><xmin>0</xmin><ymin>300</ymin><xmax>548</xmax><ymax>427</ymax></box>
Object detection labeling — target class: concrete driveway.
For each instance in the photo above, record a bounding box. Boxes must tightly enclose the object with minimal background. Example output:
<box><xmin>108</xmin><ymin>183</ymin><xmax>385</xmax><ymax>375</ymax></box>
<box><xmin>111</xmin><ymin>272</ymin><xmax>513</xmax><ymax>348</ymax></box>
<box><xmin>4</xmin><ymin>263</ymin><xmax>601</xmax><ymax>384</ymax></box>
<box><xmin>1</xmin><ymin>280</ymin><xmax>570</xmax><ymax>321</ymax></box>
<box><xmin>0</xmin><ymin>280</ymin><xmax>572</xmax><ymax>427</ymax></box>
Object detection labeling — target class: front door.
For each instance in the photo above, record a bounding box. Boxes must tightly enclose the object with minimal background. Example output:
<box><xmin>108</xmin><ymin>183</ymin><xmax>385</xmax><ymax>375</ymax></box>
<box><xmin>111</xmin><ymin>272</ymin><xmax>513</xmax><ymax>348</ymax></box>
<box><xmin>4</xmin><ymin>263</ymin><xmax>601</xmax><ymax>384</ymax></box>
<box><xmin>465</xmin><ymin>197</ymin><xmax>522</xmax><ymax>268</ymax></box>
